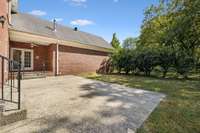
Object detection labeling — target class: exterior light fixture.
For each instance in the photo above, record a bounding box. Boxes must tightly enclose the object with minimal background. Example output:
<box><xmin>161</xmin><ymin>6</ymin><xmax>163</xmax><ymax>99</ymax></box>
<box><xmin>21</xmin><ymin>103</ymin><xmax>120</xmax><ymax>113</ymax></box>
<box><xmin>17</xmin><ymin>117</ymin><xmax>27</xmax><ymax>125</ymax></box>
<box><xmin>0</xmin><ymin>16</ymin><xmax>6</xmax><ymax>28</ymax></box>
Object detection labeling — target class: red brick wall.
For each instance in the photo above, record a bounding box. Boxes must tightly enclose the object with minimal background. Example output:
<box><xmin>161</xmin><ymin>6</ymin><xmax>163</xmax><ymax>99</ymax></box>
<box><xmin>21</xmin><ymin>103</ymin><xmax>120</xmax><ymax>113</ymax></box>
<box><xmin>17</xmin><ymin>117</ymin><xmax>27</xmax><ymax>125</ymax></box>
<box><xmin>9</xmin><ymin>42</ymin><xmax>110</xmax><ymax>75</ymax></box>
<box><xmin>48</xmin><ymin>44</ymin><xmax>57</xmax><ymax>75</ymax></box>
<box><xmin>0</xmin><ymin>0</ymin><xmax>9</xmax><ymax>85</ymax></box>
<box><xmin>58</xmin><ymin>45</ymin><xmax>109</xmax><ymax>75</ymax></box>
<box><xmin>0</xmin><ymin>0</ymin><xmax>9</xmax><ymax>57</ymax></box>
<box><xmin>10</xmin><ymin>41</ymin><xmax>50</xmax><ymax>71</ymax></box>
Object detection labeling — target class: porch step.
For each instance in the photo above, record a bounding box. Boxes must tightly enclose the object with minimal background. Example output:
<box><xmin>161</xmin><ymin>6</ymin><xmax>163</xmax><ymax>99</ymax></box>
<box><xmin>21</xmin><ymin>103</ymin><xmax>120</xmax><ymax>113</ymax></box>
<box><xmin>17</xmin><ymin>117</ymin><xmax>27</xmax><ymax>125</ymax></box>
<box><xmin>11</xmin><ymin>71</ymin><xmax>53</xmax><ymax>80</ymax></box>
<box><xmin>21</xmin><ymin>72</ymin><xmax>46</xmax><ymax>80</ymax></box>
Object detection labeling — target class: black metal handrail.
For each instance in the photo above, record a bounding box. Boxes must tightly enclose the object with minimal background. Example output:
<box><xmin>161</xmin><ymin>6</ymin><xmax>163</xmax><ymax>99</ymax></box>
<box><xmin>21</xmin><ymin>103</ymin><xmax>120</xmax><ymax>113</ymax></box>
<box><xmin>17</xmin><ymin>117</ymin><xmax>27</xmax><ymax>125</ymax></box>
<box><xmin>0</xmin><ymin>54</ymin><xmax>21</xmax><ymax>110</ymax></box>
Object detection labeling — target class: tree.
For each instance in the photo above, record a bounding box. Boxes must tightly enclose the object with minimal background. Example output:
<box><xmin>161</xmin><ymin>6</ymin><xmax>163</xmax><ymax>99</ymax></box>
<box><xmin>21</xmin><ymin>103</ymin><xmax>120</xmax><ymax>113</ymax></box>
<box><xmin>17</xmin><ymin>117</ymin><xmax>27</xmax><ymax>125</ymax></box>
<box><xmin>135</xmin><ymin>48</ymin><xmax>159</xmax><ymax>76</ymax></box>
<box><xmin>109</xmin><ymin>0</ymin><xmax>199</xmax><ymax>78</ymax></box>
<box><xmin>110</xmin><ymin>48</ymin><xmax>124</xmax><ymax>73</ymax></box>
<box><xmin>139</xmin><ymin>0</ymin><xmax>199</xmax><ymax>78</ymax></box>
<box><xmin>111</xmin><ymin>33</ymin><xmax>121</xmax><ymax>49</ymax></box>
<box><xmin>174</xmin><ymin>51</ymin><xmax>194</xmax><ymax>78</ymax></box>
<box><xmin>122</xmin><ymin>37</ymin><xmax>138</xmax><ymax>49</ymax></box>
<box><xmin>122</xmin><ymin>49</ymin><xmax>136</xmax><ymax>74</ymax></box>
<box><xmin>158</xmin><ymin>47</ymin><xmax>175</xmax><ymax>77</ymax></box>
<box><xmin>163</xmin><ymin>0</ymin><xmax>200</xmax><ymax>56</ymax></box>
<box><xmin>141</xmin><ymin>0</ymin><xmax>200</xmax><ymax>56</ymax></box>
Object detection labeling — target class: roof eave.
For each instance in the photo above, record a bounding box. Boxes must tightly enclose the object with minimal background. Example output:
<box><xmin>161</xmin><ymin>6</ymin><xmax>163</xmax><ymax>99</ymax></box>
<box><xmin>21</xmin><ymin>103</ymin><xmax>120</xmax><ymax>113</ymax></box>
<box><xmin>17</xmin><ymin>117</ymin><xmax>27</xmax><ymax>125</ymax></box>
<box><xmin>9</xmin><ymin>29</ymin><xmax>113</xmax><ymax>53</ymax></box>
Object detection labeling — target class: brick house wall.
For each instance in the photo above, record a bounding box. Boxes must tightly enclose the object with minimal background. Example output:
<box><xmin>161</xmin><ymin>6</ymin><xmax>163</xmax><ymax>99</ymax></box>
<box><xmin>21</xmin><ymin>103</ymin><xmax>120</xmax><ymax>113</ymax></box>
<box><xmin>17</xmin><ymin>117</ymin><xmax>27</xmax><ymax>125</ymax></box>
<box><xmin>9</xmin><ymin>41</ymin><xmax>109</xmax><ymax>75</ymax></box>
<box><xmin>0</xmin><ymin>0</ymin><xmax>9</xmax><ymax>85</ymax></box>
<box><xmin>58</xmin><ymin>45</ymin><xmax>109</xmax><ymax>75</ymax></box>
<box><xmin>10</xmin><ymin>41</ymin><xmax>51</xmax><ymax>72</ymax></box>
<box><xmin>0</xmin><ymin>0</ymin><xmax>9</xmax><ymax>57</ymax></box>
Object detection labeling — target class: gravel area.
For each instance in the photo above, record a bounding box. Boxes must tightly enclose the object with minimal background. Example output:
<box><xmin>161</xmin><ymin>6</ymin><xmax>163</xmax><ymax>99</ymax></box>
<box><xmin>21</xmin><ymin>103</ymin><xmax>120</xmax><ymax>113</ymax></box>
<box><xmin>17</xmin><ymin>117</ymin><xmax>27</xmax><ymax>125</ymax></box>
<box><xmin>1</xmin><ymin>75</ymin><xmax>165</xmax><ymax>133</ymax></box>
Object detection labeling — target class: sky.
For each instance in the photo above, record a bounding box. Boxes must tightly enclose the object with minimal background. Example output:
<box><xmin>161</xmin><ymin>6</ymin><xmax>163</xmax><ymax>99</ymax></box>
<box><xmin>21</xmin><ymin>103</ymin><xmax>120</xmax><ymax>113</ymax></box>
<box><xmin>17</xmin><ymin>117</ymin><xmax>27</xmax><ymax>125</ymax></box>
<box><xmin>19</xmin><ymin>0</ymin><xmax>158</xmax><ymax>43</ymax></box>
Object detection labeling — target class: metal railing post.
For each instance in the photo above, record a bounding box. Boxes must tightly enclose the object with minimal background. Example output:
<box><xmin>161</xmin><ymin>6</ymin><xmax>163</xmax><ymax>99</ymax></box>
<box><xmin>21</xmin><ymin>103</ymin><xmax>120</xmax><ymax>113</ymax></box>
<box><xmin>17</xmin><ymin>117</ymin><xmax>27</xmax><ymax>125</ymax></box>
<box><xmin>10</xmin><ymin>61</ymin><xmax>13</xmax><ymax>101</ymax></box>
<box><xmin>0</xmin><ymin>54</ymin><xmax>22</xmax><ymax>111</ymax></box>
<box><xmin>1</xmin><ymin>58</ymin><xmax>4</xmax><ymax>100</ymax></box>
<box><xmin>17</xmin><ymin>63</ymin><xmax>21</xmax><ymax>110</ymax></box>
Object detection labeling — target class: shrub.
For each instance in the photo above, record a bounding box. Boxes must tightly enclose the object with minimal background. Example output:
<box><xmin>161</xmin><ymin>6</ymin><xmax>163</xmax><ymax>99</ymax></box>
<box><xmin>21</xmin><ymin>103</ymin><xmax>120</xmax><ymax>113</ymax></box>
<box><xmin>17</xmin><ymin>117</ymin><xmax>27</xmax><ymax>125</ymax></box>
<box><xmin>158</xmin><ymin>47</ymin><xmax>175</xmax><ymax>77</ymax></box>
<box><xmin>135</xmin><ymin>49</ymin><xmax>159</xmax><ymax>76</ymax></box>
<box><xmin>97</xmin><ymin>58</ymin><xmax>114</xmax><ymax>74</ymax></box>
<box><xmin>174</xmin><ymin>52</ymin><xmax>195</xmax><ymax>78</ymax></box>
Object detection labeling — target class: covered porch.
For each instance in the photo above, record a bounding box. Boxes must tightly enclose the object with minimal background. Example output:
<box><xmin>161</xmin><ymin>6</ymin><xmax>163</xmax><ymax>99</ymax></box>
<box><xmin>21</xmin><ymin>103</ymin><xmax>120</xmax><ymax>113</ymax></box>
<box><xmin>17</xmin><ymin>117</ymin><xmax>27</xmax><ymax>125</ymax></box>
<box><xmin>9</xmin><ymin>41</ymin><xmax>57</xmax><ymax>78</ymax></box>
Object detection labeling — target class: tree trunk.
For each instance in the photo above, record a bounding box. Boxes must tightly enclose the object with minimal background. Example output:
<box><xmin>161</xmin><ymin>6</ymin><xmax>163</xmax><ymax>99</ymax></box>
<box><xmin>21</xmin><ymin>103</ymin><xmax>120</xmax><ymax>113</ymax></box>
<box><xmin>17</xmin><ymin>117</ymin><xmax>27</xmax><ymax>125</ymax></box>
<box><xmin>162</xmin><ymin>71</ymin><xmax>167</xmax><ymax>78</ymax></box>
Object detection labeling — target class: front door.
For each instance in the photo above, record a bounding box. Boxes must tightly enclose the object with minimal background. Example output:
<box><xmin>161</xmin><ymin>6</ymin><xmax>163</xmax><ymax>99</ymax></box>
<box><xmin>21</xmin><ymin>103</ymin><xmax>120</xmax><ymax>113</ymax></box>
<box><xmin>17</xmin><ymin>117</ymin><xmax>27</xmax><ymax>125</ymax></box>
<box><xmin>11</xmin><ymin>48</ymin><xmax>33</xmax><ymax>70</ymax></box>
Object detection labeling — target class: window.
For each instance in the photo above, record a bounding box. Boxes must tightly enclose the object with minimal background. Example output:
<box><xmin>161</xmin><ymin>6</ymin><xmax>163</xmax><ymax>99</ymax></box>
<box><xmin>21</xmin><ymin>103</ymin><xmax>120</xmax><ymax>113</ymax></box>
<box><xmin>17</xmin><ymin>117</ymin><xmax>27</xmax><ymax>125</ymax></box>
<box><xmin>24</xmin><ymin>51</ymin><xmax>32</xmax><ymax>68</ymax></box>
<box><xmin>11</xmin><ymin>48</ymin><xmax>33</xmax><ymax>70</ymax></box>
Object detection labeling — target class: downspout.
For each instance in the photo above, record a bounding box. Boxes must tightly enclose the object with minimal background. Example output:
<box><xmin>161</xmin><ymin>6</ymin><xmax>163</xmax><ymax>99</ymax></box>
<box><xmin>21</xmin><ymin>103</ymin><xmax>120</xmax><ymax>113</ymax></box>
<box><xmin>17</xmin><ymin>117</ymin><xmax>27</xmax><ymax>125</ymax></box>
<box><xmin>56</xmin><ymin>42</ymin><xmax>59</xmax><ymax>76</ymax></box>
<box><xmin>53</xmin><ymin>19</ymin><xmax>59</xmax><ymax>76</ymax></box>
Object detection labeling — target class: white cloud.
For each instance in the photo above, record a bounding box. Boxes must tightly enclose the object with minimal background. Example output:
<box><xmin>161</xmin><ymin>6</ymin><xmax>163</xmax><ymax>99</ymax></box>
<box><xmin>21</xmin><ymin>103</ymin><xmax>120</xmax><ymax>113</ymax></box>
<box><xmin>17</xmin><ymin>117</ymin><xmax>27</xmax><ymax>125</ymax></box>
<box><xmin>29</xmin><ymin>10</ymin><xmax>47</xmax><ymax>16</ymax></box>
<box><xmin>70</xmin><ymin>19</ymin><xmax>94</xmax><ymax>26</ymax></box>
<box><xmin>64</xmin><ymin>0</ymin><xmax>87</xmax><ymax>7</ymax></box>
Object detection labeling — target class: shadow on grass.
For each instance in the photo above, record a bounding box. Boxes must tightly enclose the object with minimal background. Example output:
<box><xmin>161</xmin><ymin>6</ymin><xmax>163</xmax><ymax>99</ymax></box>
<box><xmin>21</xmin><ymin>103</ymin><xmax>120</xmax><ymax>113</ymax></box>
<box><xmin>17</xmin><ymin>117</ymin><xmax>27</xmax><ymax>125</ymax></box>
<box><xmin>102</xmin><ymin>72</ymin><xmax>200</xmax><ymax>82</ymax></box>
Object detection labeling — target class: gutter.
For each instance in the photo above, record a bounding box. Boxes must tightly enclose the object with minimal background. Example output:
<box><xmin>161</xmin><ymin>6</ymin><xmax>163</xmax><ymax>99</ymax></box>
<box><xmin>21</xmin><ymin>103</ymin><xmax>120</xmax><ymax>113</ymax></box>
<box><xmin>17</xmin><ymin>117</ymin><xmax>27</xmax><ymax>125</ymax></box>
<box><xmin>53</xmin><ymin>19</ymin><xmax>59</xmax><ymax>76</ymax></box>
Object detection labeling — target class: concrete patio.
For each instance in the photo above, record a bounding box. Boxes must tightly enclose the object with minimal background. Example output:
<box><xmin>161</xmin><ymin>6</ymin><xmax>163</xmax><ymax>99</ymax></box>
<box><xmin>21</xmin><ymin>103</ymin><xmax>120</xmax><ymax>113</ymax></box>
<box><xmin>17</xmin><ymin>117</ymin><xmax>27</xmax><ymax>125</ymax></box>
<box><xmin>1</xmin><ymin>76</ymin><xmax>165</xmax><ymax>133</ymax></box>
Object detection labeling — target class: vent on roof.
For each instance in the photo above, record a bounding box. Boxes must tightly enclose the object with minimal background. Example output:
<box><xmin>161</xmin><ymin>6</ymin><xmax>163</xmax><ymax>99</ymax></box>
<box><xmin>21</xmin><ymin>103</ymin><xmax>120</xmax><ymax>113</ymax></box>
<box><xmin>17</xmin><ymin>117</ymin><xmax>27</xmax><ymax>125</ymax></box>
<box><xmin>74</xmin><ymin>27</ymin><xmax>78</xmax><ymax>31</ymax></box>
<box><xmin>53</xmin><ymin>19</ymin><xmax>57</xmax><ymax>32</ymax></box>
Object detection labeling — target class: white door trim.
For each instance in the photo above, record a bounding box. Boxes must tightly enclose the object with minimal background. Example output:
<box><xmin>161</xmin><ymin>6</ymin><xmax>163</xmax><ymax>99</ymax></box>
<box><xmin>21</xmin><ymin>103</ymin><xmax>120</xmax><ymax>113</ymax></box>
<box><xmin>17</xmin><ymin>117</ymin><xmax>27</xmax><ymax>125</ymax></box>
<box><xmin>11</xmin><ymin>48</ymin><xmax>34</xmax><ymax>71</ymax></box>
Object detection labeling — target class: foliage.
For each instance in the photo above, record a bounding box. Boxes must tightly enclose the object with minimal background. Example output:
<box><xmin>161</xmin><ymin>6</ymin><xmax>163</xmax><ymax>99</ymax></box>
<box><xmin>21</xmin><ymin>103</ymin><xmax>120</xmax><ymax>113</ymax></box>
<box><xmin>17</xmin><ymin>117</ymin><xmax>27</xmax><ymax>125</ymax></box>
<box><xmin>158</xmin><ymin>47</ymin><xmax>175</xmax><ymax>77</ymax></box>
<box><xmin>123</xmin><ymin>49</ymin><xmax>136</xmax><ymax>74</ymax></box>
<box><xmin>135</xmin><ymin>48</ymin><xmax>159</xmax><ymax>76</ymax></box>
<box><xmin>165</xmin><ymin>0</ymin><xmax>200</xmax><ymax>55</ymax></box>
<box><xmin>109</xmin><ymin>0</ymin><xmax>199</xmax><ymax>78</ymax></box>
<box><xmin>122</xmin><ymin>37</ymin><xmax>138</xmax><ymax>49</ymax></box>
<box><xmin>110</xmin><ymin>48</ymin><xmax>123</xmax><ymax>73</ymax></box>
<box><xmin>174</xmin><ymin>51</ymin><xmax>195</xmax><ymax>78</ymax></box>
<box><xmin>141</xmin><ymin>0</ymin><xmax>200</xmax><ymax>55</ymax></box>
<box><xmin>110</xmin><ymin>33</ymin><xmax>121</xmax><ymax>49</ymax></box>
<box><xmin>97</xmin><ymin>58</ymin><xmax>113</xmax><ymax>74</ymax></box>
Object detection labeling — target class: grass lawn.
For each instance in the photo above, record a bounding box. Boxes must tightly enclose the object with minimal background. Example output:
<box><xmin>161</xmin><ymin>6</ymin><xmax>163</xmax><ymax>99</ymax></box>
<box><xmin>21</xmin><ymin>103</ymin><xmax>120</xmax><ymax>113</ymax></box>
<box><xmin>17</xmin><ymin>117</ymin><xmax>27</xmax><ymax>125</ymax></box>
<box><xmin>81</xmin><ymin>73</ymin><xmax>200</xmax><ymax>133</ymax></box>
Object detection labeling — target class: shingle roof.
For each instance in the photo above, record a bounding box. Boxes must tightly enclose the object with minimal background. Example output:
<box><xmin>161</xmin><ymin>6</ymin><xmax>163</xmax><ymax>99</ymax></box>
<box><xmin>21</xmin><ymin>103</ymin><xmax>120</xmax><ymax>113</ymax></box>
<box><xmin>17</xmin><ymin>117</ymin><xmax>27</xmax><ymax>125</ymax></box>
<box><xmin>10</xmin><ymin>13</ymin><xmax>112</xmax><ymax>49</ymax></box>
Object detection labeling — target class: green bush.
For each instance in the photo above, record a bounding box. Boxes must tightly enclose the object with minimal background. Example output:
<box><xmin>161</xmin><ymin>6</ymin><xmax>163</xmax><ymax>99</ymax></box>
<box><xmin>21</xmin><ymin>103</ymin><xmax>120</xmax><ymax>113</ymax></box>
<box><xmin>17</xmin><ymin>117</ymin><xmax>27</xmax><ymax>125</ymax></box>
<box><xmin>158</xmin><ymin>47</ymin><xmax>175</xmax><ymax>77</ymax></box>
<box><xmin>135</xmin><ymin>49</ymin><xmax>159</xmax><ymax>76</ymax></box>
<box><xmin>174</xmin><ymin>52</ymin><xmax>195</xmax><ymax>78</ymax></box>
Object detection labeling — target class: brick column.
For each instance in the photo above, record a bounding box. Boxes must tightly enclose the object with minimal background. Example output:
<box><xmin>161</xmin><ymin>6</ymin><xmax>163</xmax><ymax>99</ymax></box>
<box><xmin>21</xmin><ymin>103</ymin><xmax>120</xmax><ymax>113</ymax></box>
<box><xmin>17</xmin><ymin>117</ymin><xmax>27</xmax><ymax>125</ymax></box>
<box><xmin>48</xmin><ymin>44</ymin><xmax>58</xmax><ymax>76</ymax></box>
<box><xmin>0</xmin><ymin>0</ymin><xmax>9</xmax><ymax>87</ymax></box>
<box><xmin>0</xmin><ymin>0</ymin><xmax>9</xmax><ymax>57</ymax></box>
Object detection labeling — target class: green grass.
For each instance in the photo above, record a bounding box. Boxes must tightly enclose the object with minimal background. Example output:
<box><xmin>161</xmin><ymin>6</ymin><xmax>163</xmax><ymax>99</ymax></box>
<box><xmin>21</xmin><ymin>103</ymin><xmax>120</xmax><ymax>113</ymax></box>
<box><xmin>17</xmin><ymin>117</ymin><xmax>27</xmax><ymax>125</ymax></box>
<box><xmin>81</xmin><ymin>73</ymin><xmax>200</xmax><ymax>133</ymax></box>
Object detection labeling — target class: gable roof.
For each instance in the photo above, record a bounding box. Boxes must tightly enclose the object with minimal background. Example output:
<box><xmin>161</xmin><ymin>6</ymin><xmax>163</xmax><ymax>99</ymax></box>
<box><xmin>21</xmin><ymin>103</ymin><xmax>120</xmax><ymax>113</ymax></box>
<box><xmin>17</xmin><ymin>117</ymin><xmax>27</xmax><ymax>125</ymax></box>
<box><xmin>10</xmin><ymin>13</ymin><xmax>112</xmax><ymax>50</ymax></box>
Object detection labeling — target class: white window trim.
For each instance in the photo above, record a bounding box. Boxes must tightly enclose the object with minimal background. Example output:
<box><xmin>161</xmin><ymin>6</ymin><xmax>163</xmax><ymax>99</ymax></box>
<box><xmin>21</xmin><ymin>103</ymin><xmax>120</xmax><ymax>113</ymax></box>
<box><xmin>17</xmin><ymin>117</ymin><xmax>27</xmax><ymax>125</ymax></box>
<box><xmin>11</xmin><ymin>48</ymin><xmax>34</xmax><ymax>71</ymax></box>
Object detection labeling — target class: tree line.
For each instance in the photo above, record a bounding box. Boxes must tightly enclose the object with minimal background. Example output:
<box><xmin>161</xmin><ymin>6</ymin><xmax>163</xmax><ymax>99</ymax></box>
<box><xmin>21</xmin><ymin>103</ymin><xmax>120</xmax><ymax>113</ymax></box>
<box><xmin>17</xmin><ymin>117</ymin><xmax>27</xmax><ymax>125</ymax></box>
<box><xmin>98</xmin><ymin>0</ymin><xmax>200</xmax><ymax>79</ymax></box>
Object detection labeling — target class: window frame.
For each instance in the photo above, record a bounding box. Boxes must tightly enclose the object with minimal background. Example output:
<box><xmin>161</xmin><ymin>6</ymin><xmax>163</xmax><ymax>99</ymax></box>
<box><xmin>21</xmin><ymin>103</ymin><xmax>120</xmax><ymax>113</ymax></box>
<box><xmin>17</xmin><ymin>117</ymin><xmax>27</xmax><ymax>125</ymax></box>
<box><xmin>11</xmin><ymin>48</ymin><xmax>34</xmax><ymax>71</ymax></box>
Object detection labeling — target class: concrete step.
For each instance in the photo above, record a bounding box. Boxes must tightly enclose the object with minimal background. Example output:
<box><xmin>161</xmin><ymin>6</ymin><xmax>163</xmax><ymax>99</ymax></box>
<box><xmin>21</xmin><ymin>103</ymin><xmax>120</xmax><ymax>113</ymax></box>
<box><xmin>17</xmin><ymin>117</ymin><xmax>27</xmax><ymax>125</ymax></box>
<box><xmin>21</xmin><ymin>73</ymin><xmax>46</xmax><ymax>80</ymax></box>
<box><xmin>9</xmin><ymin>71</ymin><xmax>54</xmax><ymax>80</ymax></box>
